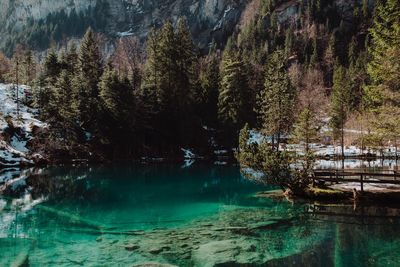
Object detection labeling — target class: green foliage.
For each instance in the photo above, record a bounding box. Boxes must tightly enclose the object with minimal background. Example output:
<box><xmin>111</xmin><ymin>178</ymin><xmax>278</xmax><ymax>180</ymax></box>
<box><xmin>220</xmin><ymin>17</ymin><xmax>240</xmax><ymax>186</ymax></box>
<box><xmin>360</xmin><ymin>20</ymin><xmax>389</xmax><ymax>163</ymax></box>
<box><xmin>365</xmin><ymin>0</ymin><xmax>400</xmax><ymax>109</ymax></box>
<box><xmin>284</xmin><ymin>25</ymin><xmax>295</xmax><ymax>58</ymax></box>
<box><xmin>292</xmin><ymin>108</ymin><xmax>319</xmax><ymax>153</ymax></box>
<box><xmin>53</xmin><ymin>69</ymin><xmax>78</xmax><ymax>144</ymax></box>
<box><xmin>309</xmin><ymin>38</ymin><xmax>318</xmax><ymax>68</ymax></box>
<box><xmin>257</xmin><ymin>49</ymin><xmax>296</xmax><ymax>148</ymax></box>
<box><xmin>99</xmin><ymin>65</ymin><xmax>136</xmax><ymax>149</ymax></box>
<box><xmin>330</xmin><ymin>62</ymin><xmax>351</xmax><ymax>141</ymax></box>
<box><xmin>363</xmin><ymin>0</ymin><xmax>400</xmax><ymax>149</ymax></box>
<box><xmin>19</xmin><ymin>0</ymin><xmax>396</xmax><ymax>160</ymax></box>
<box><xmin>237</xmin><ymin>124</ymin><xmax>314</xmax><ymax>195</ymax></box>
<box><xmin>43</xmin><ymin>48</ymin><xmax>60</xmax><ymax>82</ymax></box>
<box><xmin>198</xmin><ymin>53</ymin><xmax>220</xmax><ymax>127</ymax></box>
<box><xmin>22</xmin><ymin>49</ymin><xmax>35</xmax><ymax>86</ymax></box>
<box><xmin>76</xmin><ymin>28</ymin><xmax>103</xmax><ymax>131</ymax></box>
<box><xmin>218</xmin><ymin>46</ymin><xmax>252</xmax><ymax>145</ymax></box>
<box><xmin>140</xmin><ymin>18</ymin><xmax>201</xmax><ymax>148</ymax></box>
<box><xmin>348</xmin><ymin>50</ymin><xmax>368</xmax><ymax>110</ymax></box>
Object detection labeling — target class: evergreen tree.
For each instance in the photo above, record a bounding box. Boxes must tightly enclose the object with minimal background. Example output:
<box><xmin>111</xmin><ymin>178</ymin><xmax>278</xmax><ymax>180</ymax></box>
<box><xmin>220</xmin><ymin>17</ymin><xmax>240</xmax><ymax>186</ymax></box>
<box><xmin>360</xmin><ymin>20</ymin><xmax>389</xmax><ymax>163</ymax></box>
<box><xmin>22</xmin><ymin>50</ymin><xmax>35</xmax><ymax>86</ymax></box>
<box><xmin>348</xmin><ymin>51</ymin><xmax>368</xmax><ymax>110</ymax></box>
<box><xmin>199</xmin><ymin>53</ymin><xmax>220</xmax><ymax>127</ymax></box>
<box><xmin>330</xmin><ymin>62</ymin><xmax>351</xmax><ymax>159</ymax></box>
<box><xmin>175</xmin><ymin>17</ymin><xmax>196</xmax><ymax>112</ymax></box>
<box><xmin>284</xmin><ymin>25</ymin><xmax>295</xmax><ymax>58</ymax></box>
<box><xmin>76</xmin><ymin>28</ymin><xmax>103</xmax><ymax>131</ymax></box>
<box><xmin>54</xmin><ymin>69</ymin><xmax>78</xmax><ymax>144</ymax></box>
<box><xmin>99</xmin><ymin>65</ymin><xmax>134</xmax><ymax>124</ymax></box>
<box><xmin>64</xmin><ymin>43</ymin><xmax>79</xmax><ymax>74</ymax></box>
<box><xmin>157</xmin><ymin>20</ymin><xmax>177</xmax><ymax>113</ymax></box>
<box><xmin>363</xmin><ymin>0</ymin><xmax>400</xmax><ymax>152</ymax></box>
<box><xmin>310</xmin><ymin>38</ymin><xmax>318</xmax><ymax>68</ymax></box>
<box><xmin>43</xmin><ymin>48</ymin><xmax>60</xmax><ymax>83</ymax></box>
<box><xmin>348</xmin><ymin>36</ymin><xmax>357</xmax><ymax>66</ymax></box>
<box><xmin>141</xmin><ymin>28</ymin><xmax>161</xmax><ymax>104</ymax></box>
<box><xmin>364</xmin><ymin>0</ymin><xmax>400</xmax><ymax>109</ymax></box>
<box><xmin>362</xmin><ymin>0</ymin><xmax>369</xmax><ymax>20</ymax></box>
<box><xmin>218</xmin><ymin>47</ymin><xmax>250</xmax><ymax>145</ymax></box>
<box><xmin>36</xmin><ymin>48</ymin><xmax>60</xmax><ymax>120</ymax></box>
<box><xmin>292</xmin><ymin>107</ymin><xmax>319</xmax><ymax>154</ymax></box>
<box><xmin>99</xmin><ymin>64</ymin><xmax>136</xmax><ymax>153</ymax></box>
<box><xmin>257</xmin><ymin>49</ymin><xmax>296</xmax><ymax>150</ymax></box>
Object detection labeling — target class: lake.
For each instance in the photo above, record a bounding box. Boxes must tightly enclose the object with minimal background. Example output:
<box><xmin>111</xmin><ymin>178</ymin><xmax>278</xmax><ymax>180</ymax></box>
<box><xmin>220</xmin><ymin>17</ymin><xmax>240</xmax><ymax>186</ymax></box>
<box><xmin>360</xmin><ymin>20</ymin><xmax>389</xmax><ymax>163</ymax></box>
<box><xmin>1</xmin><ymin>164</ymin><xmax>400</xmax><ymax>266</ymax></box>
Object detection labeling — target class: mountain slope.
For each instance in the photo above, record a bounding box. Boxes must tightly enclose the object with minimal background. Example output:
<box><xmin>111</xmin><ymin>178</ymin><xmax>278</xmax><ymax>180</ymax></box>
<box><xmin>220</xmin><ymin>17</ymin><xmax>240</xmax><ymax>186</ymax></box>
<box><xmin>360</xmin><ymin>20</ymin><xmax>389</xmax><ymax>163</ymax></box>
<box><xmin>0</xmin><ymin>0</ymin><xmax>247</xmax><ymax>55</ymax></box>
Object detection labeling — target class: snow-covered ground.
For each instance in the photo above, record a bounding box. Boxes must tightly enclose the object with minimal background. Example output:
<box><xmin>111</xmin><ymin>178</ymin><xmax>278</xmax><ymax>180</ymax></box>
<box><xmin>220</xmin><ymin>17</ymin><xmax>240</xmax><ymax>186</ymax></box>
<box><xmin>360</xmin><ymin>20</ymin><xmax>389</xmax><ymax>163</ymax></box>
<box><xmin>248</xmin><ymin>129</ymin><xmax>400</xmax><ymax>159</ymax></box>
<box><xmin>0</xmin><ymin>84</ymin><xmax>46</xmax><ymax>167</ymax></box>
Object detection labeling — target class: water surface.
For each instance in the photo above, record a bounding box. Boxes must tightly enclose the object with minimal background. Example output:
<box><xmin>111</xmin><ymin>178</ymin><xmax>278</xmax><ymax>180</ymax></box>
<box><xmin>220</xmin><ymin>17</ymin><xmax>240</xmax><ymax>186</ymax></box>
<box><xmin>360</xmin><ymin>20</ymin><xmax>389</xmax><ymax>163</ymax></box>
<box><xmin>0</xmin><ymin>164</ymin><xmax>400</xmax><ymax>266</ymax></box>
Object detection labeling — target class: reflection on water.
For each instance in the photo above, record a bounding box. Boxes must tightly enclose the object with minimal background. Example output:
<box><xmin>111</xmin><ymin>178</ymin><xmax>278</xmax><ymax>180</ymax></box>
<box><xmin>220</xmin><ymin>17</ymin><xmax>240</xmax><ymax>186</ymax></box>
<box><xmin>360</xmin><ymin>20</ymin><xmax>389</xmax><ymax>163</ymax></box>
<box><xmin>0</xmin><ymin>164</ymin><xmax>400</xmax><ymax>266</ymax></box>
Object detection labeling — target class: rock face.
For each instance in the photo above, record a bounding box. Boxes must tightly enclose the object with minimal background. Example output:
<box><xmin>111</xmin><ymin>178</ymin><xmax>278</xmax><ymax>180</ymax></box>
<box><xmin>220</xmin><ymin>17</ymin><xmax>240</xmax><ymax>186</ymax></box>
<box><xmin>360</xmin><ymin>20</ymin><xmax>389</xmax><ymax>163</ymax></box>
<box><xmin>0</xmin><ymin>0</ymin><xmax>367</xmax><ymax>53</ymax></box>
<box><xmin>109</xmin><ymin>0</ymin><xmax>246</xmax><ymax>47</ymax></box>
<box><xmin>0</xmin><ymin>0</ymin><xmax>247</xmax><ymax>51</ymax></box>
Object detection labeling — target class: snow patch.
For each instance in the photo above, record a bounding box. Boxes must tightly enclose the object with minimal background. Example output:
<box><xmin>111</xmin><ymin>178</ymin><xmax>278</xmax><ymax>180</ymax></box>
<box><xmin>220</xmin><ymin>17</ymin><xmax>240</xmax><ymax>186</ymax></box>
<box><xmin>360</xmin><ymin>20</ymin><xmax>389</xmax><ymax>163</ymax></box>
<box><xmin>181</xmin><ymin>148</ymin><xmax>196</xmax><ymax>159</ymax></box>
<box><xmin>0</xmin><ymin>84</ymin><xmax>46</xmax><ymax>167</ymax></box>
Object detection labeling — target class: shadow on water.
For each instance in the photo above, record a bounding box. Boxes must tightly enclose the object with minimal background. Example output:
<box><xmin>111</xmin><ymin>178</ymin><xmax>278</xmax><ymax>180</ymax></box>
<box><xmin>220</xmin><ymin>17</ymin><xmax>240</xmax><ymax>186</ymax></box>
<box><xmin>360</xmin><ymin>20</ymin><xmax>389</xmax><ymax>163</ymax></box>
<box><xmin>0</xmin><ymin>163</ymin><xmax>400</xmax><ymax>266</ymax></box>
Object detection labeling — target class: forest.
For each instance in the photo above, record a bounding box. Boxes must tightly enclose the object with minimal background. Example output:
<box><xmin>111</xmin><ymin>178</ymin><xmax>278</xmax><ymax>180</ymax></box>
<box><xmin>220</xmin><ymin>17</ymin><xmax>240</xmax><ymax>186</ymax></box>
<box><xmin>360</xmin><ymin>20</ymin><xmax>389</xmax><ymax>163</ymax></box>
<box><xmin>0</xmin><ymin>0</ymin><xmax>399</xmax><ymax>166</ymax></box>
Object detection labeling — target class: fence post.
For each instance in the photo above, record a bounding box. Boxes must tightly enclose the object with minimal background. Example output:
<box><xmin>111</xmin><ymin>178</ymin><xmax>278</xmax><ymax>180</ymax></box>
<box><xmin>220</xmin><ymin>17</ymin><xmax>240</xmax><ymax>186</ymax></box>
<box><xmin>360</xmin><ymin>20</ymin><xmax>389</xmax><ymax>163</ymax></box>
<box><xmin>360</xmin><ymin>174</ymin><xmax>364</xmax><ymax>192</ymax></box>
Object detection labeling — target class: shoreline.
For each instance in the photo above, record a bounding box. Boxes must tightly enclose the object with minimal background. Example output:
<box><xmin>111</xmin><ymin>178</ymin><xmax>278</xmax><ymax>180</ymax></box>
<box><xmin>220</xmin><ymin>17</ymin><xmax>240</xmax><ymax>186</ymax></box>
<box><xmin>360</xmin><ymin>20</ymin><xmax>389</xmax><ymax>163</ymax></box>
<box><xmin>2</xmin><ymin>152</ymin><xmax>400</xmax><ymax>170</ymax></box>
<box><xmin>257</xmin><ymin>187</ymin><xmax>400</xmax><ymax>206</ymax></box>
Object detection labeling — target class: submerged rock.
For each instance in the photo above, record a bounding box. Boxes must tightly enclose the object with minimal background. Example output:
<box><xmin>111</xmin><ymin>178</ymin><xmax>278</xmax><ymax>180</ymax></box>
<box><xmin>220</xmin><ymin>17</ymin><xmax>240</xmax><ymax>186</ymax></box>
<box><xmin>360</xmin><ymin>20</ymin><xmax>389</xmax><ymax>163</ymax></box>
<box><xmin>149</xmin><ymin>246</ymin><xmax>171</xmax><ymax>254</ymax></box>
<box><xmin>125</xmin><ymin>244</ymin><xmax>140</xmax><ymax>251</ymax></box>
<box><xmin>192</xmin><ymin>238</ymin><xmax>262</xmax><ymax>267</ymax></box>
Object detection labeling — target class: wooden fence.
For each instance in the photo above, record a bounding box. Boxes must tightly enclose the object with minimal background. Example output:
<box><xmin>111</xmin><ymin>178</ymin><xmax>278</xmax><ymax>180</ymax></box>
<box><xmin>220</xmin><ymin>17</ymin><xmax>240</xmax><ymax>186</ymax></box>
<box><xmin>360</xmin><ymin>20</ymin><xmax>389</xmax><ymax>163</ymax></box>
<box><xmin>313</xmin><ymin>170</ymin><xmax>400</xmax><ymax>192</ymax></box>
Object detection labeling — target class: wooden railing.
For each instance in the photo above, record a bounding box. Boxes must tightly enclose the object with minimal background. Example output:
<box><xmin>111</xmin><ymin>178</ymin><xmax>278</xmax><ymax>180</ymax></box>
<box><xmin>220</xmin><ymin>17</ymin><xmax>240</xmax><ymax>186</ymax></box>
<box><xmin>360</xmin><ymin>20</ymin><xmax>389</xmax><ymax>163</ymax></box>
<box><xmin>313</xmin><ymin>170</ymin><xmax>400</xmax><ymax>192</ymax></box>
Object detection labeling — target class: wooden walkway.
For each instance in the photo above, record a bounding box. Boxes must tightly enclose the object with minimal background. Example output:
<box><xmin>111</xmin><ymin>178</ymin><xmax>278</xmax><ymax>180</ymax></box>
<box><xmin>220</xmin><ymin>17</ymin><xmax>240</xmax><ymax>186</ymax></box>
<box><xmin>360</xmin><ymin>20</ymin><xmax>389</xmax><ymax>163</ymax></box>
<box><xmin>313</xmin><ymin>170</ymin><xmax>400</xmax><ymax>192</ymax></box>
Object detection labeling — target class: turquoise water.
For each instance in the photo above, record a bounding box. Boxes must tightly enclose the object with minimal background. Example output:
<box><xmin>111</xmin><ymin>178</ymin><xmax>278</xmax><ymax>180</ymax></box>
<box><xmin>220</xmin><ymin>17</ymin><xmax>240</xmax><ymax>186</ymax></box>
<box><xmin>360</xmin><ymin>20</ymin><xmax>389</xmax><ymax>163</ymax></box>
<box><xmin>1</xmin><ymin>164</ymin><xmax>400</xmax><ymax>266</ymax></box>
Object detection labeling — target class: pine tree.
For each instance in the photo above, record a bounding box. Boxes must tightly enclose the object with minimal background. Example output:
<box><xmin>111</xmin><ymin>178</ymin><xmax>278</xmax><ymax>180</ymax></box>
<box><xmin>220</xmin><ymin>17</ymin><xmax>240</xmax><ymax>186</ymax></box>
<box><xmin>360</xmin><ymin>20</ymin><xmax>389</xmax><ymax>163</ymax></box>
<box><xmin>324</xmin><ymin>33</ymin><xmax>336</xmax><ymax>86</ymax></box>
<box><xmin>175</xmin><ymin>17</ymin><xmax>196</xmax><ymax>112</ymax></box>
<box><xmin>348</xmin><ymin>36</ymin><xmax>357</xmax><ymax>66</ymax></box>
<box><xmin>35</xmin><ymin>48</ymin><xmax>60</xmax><ymax>120</ymax></box>
<box><xmin>363</xmin><ymin>0</ymin><xmax>400</xmax><ymax>152</ymax></box>
<box><xmin>22</xmin><ymin>50</ymin><xmax>35</xmax><ymax>86</ymax></box>
<box><xmin>141</xmin><ymin>27</ymin><xmax>161</xmax><ymax>104</ymax></box>
<box><xmin>257</xmin><ymin>49</ymin><xmax>296</xmax><ymax>150</ymax></box>
<box><xmin>218</xmin><ymin>47</ymin><xmax>250</xmax><ymax>145</ymax></box>
<box><xmin>310</xmin><ymin>38</ymin><xmax>318</xmax><ymax>68</ymax></box>
<box><xmin>330</xmin><ymin>62</ymin><xmax>351</xmax><ymax>159</ymax></box>
<box><xmin>362</xmin><ymin>0</ymin><xmax>369</xmax><ymax>20</ymax></box>
<box><xmin>349</xmin><ymin>51</ymin><xmax>368</xmax><ymax>110</ymax></box>
<box><xmin>43</xmin><ymin>48</ymin><xmax>60</xmax><ymax>83</ymax></box>
<box><xmin>199</xmin><ymin>53</ymin><xmax>220</xmax><ymax>127</ymax></box>
<box><xmin>54</xmin><ymin>69</ymin><xmax>77</xmax><ymax>144</ymax></box>
<box><xmin>99</xmin><ymin>64</ymin><xmax>138</xmax><ymax>155</ymax></box>
<box><xmin>284</xmin><ymin>25</ymin><xmax>295</xmax><ymax>58</ymax></box>
<box><xmin>76</xmin><ymin>28</ymin><xmax>103</xmax><ymax>131</ymax></box>
<box><xmin>99</xmin><ymin>65</ymin><xmax>133</xmax><ymax>124</ymax></box>
<box><xmin>365</xmin><ymin>0</ymin><xmax>400</xmax><ymax>106</ymax></box>
<box><xmin>65</xmin><ymin>43</ymin><xmax>79</xmax><ymax>74</ymax></box>
<box><xmin>157</xmin><ymin>20</ymin><xmax>177</xmax><ymax>113</ymax></box>
<box><xmin>292</xmin><ymin>108</ymin><xmax>319</xmax><ymax>154</ymax></box>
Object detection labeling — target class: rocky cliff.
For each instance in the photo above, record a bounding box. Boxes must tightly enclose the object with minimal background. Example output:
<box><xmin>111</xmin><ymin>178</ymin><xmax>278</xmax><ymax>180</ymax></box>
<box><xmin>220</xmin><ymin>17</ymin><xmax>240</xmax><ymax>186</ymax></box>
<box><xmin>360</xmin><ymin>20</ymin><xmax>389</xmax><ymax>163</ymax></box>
<box><xmin>0</xmin><ymin>0</ymin><xmax>248</xmax><ymax>53</ymax></box>
<box><xmin>0</xmin><ymin>0</ymin><xmax>372</xmax><ymax>55</ymax></box>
